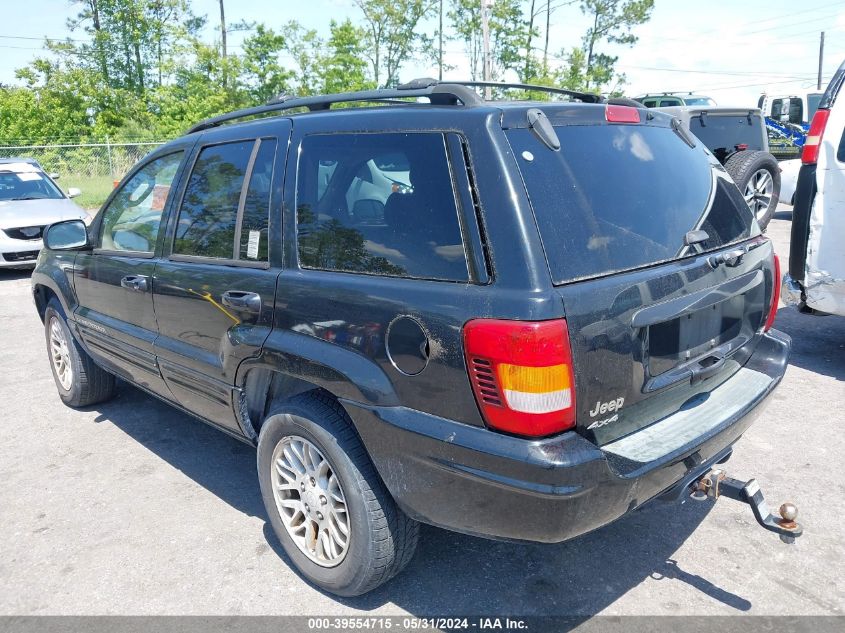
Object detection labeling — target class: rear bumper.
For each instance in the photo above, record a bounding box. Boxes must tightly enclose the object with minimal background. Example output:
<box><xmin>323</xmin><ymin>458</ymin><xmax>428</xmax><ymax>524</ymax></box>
<box><xmin>345</xmin><ymin>330</ymin><xmax>791</xmax><ymax>543</ymax></box>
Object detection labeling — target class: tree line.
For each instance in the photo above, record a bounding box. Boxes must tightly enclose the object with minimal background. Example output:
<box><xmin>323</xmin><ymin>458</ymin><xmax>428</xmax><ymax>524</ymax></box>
<box><xmin>0</xmin><ymin>0</ymin><xmax>654</xmax><ymax>144</ymax></box>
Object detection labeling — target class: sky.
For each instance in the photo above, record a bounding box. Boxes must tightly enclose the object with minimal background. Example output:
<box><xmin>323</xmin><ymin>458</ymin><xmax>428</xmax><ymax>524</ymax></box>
<box><xmin>0</xmin><ymin>0</ymin><xmax>842</xmax><ymax>108</ymax></box>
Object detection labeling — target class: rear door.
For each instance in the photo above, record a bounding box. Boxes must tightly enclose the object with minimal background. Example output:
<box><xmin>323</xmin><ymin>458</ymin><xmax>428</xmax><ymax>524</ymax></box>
<box><xmin>152</xmin><ymin>121</ymin><xmax>287</xmax><ymax>433</ymax></box>
<box><xmin>506</xmin><ymin>115</ymin><xmax>775</xmax><ymax>445</ymax></box>
<box><xmin>686</xmin><ymin>109</ymin><xmax>767</xmax><ymax>162</ymax></box>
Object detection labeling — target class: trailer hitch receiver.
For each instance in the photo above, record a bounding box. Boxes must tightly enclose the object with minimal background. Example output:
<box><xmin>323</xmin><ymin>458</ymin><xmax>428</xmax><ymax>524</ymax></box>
<box><xmin>690</xmin><ymin>469</ymin><xmax>803</xmax><ymax>543</ymax></box>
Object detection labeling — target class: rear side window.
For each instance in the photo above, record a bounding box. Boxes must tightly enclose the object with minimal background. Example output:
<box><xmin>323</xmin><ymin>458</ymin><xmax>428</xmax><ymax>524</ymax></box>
<box><xmin>175</xmin><ymin>141</ymin><xmax>253</xmax><ymax>258</ymax></box>
<box><xmin>507</xmin><ymin>124</ymin><xmax>757</xmax><ymax>284</ymax></box>
<box><xmin>174</xmin><ymin>139</ymin><xmax>274</xmax><ymax>262</ymax></box>
<box><xmin>295</xmin><ymin>132</ymin><xmax>469</xmax><ymax>281</ymax></box>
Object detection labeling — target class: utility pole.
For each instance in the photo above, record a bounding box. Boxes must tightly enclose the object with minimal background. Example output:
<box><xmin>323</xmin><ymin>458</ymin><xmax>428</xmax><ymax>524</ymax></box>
<box><xmin>818</xmin><ymin>31</ymin><xmax>825</xmax><ymax>91</ymax></box>
<box><xmin>481</xmin><ymin>0</ymin><xmax>493</xmax><ymax>100</ymax></box>
<box><xmin>219</xmin><ymin>0</ymin><xmax>228</xmax><ymax>88</ymax></box>
<box><xmin>439</xmin><ymin>0</ymin><xmax>444</xmax><ymax>81</ymax></box>
<box><xmin>544</xmin><ymin>0</ymin><xmax>551</xmax><ymax>73</ymax></box>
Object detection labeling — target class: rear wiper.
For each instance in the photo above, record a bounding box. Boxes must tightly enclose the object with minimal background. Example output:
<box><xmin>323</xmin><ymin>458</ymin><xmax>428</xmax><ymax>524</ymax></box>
<box><xmin>684</xmin><ymin>229</ymin><xmax>709</xmax><ymax>246</ymax></box>
<box><xmin>671</xmin><ymin>118</ymin><xmax>697</xmax><ymax>148</ymax></box>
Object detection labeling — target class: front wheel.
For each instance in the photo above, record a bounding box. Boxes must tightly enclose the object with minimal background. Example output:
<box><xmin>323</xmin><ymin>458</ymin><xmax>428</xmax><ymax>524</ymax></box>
<box><xmin>724</xmin><ymin>150</ymin><xmax>781</xmax><ymax>230</ymax></box>
<box><xmin>257</xmin><ymin>392</ymin><xmax>419</xmax><ymax>596</ymax></box>
<box><xmin>44</xmin><ymin>299</ymin><xmax>116</xmax><ymax>407</ymax></box>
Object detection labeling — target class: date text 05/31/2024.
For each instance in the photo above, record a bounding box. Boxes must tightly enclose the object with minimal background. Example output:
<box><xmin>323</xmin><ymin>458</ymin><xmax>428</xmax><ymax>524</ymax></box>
<box><xmin>306</xmin><ymin>617</ymin><xmax>529</xmax><ymax>630</ymax></box>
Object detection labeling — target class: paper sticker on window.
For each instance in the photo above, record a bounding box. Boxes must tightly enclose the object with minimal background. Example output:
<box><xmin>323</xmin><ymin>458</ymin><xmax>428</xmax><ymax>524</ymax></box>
<box><xmin>246</xmin><ymin>230</ymin><xmax>260</xmax><ymax>259</ymax></box>
<box><xmin>151</xmin><ymin>184</ymin><xmax>170</xmax><ymax>211</ymax></box>
<box><xmin>16</xmin><ymin>172</ymin><xmax>42</xmax><ymax>181</ymax></box>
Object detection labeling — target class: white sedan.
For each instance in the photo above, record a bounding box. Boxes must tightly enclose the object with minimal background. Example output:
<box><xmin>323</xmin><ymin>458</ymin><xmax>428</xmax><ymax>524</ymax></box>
<box><xmin>0</xmin><ymin>159</ymin><xmax>89</xmax><ymax>268</ymax></box>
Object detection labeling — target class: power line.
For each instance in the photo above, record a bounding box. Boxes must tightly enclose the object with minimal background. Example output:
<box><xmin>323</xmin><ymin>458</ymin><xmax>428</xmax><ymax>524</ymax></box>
<box><xmin>721</xmin><ymin>0</ymin><xmax>845</xmax><ymax>30</ymax></box>
<box><xmin>645</xmin><ymin>1</ymin><xmax>845</xmax><ymax>43</ymax></box>
<box><xmin>0</xmin><ymin>44</ymin><xmax>45</xmax><ymax>50</ymax></box>
<box><xmin>666</xmin><ymin>77</ymin><xmax>823</xmax><ymax>93</ymax></box>
<box><xmin>738</xmin><ymin>10</ymin><xmax>845</xmax><ymax>36</ymax></box>
<box><xmin>617</xmin><ymin>64</ymin><xmax>817</xmax><ymax>81</ymax></box>
<box><xmin>0</xmin><ymin>34</ymin><xmax>92</xmax><ymax>43</ymax></box>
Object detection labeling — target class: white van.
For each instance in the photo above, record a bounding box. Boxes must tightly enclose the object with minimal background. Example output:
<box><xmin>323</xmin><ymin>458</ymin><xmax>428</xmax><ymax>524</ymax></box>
<box><xmin>782</xmin><ymin>63</ymin><xmax>845</xmax><ymax>317</ymax></box>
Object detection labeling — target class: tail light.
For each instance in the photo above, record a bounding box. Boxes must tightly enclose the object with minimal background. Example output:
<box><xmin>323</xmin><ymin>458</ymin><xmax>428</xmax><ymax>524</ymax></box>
<box><xmin>802</xmin><ymin>109</ymin><xmax>830</xmax><ymax>165</ymax></box>
<box><xmin>764</xmin><ymin>253</ymin><xmax>781</xmax><ymax>332</ymax></box>
<box><xmin>463</xmin><ymin>319</ymin><xmax>576</xmax><ymax>437</ymax></box>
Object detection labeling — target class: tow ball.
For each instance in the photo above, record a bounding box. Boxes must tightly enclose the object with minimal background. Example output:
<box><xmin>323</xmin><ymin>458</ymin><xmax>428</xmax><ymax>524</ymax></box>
<box><xmin>689</xmin><ymin>469</ymin><xmax>803</xmax><ymax>544</ymax></box>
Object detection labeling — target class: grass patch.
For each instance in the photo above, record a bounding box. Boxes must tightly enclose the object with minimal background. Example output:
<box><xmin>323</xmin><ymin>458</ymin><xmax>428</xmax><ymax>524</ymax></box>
<box><xmin>60</xmin><ymin>174</ymin><xmax>116</xmax><ymax>212</ymax></box>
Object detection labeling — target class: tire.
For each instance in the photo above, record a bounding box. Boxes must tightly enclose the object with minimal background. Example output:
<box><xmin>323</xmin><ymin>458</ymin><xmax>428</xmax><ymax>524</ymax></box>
<box><xmin>44</xmin><ymin>299</ymin><xmax>116</xmax><ymax>407</ymax></box>
<box><xmin>723</xmin><ymin>150</ymin><xmax>781</xmax><ymax>230</ymax></box>
<box><xmin>257</xmin><ymin>391</ymin><xmax>419</xmax><ymax>596</ymax></box>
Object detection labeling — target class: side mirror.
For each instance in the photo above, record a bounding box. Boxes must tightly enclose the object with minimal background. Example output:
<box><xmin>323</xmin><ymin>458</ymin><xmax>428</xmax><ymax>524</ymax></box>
<box><xmin>67</xmin><ymin>187</ymin><xmax>81</xmax><ymax>198</ymax></box>
<box><xmin>43</xmin><ymin>219</ymin><xmax>89</xmax><ymax>250</ymax></box>
<box><xmin>50</xmin><ymin>173</ymin><xmax>60</xmax><ymax>180</ymax></box>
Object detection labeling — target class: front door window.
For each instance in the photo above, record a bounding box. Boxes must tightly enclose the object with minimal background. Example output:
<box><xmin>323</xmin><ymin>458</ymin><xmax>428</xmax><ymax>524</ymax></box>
<box><xmin>99</xmin><ymin>151</ymin><xmax>184</xmax><ymax>253</ymax></box>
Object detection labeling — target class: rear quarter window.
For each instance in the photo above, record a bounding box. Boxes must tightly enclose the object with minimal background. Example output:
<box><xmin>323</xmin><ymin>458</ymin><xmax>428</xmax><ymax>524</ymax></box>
<box><xmin>507</xmin><ymin>123</ymin><xmax>757</xmax><ymax>284</ymax></box>
<box><xmin>295</xmin><ymin>132</ymin><xmax>470</xmax><ymax>282</ymax></box>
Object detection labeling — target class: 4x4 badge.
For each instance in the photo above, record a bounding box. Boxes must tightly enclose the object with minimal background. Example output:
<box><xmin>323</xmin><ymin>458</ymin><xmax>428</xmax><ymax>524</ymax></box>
<box><xmin>588</xmin><ymin>414</ymin><xmax>618</xmax><ymax>430</ymax></box>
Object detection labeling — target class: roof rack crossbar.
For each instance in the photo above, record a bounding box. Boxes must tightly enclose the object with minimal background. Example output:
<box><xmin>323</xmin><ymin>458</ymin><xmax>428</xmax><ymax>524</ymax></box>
<box><xmin>187</xmin><ymin>83</ymin><xmax>482</xmax><ymax>134</ymax></box>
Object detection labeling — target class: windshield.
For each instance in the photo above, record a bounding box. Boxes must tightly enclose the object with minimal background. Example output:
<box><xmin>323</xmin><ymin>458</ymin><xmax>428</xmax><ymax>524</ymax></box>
<box><xmin>684</xmin><ymin>97</ymin><xmax>716</xmax><ymax>106</ymax></box>
<box><xmin>0</xmin><ymin>167</ymin><xmax>64</xmax><ymax>201</ymax></box>
<box><xmin>507</xmin><ymin>124</ymin><xmax>758</xmax><ymax>284</ymax></box>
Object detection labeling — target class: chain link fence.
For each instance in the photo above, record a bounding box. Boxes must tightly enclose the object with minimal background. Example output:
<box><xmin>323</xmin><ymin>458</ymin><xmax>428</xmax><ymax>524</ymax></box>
<box><xmin>0</xmin><ymin>140</ymin><xmax>166</xmax><ymax>208</ymax></box>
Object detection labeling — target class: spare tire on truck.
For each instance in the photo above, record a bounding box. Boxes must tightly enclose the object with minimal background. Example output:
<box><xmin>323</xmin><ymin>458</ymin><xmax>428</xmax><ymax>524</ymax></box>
<box><xmin>724</xmin><ymin>150</ymin><xmax>781</xmax><ymax>230</ymax></box>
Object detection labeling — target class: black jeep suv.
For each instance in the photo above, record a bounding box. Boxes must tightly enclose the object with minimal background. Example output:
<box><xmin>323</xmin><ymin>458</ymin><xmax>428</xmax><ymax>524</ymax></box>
<box><xmin>33</xmin><ymin>80</ymin><xmax>790</xmax><ymax>596</ymax></box>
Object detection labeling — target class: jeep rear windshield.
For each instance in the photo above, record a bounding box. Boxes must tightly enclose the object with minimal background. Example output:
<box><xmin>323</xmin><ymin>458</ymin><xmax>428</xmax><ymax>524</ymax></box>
<box><xmin>507</xmin><ymin>124</ymin><xmax>758</xmax><ymax>284</ymax></box>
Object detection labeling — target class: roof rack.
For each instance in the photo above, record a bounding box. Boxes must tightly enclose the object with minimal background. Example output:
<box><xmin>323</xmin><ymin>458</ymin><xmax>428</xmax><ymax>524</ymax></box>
<box><xmin>186</xmin><ymin>78</ymin><xmax>602</xmax><ymax>134</ymax></box>
<box><xmin>453</xmin><ymin>81</ymin><xmax>602</xmax><ymax>104</ymax></box>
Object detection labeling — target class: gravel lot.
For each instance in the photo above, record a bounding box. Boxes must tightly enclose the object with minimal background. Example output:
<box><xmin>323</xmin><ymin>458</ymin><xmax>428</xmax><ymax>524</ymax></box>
<box><xmin>1</xmin><ymin>206</ymin><xmax>843</xmax><ymax>617</ymax></box>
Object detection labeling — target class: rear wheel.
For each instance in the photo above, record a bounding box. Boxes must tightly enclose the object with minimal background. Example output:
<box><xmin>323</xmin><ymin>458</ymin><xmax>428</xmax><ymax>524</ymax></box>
<box><xmin>44</xmin><ymin>299</ymin><xmax>116</xmax><ymax>407</ymax></box>
<box><xmin>724</xmin><ymin>150</ymin><xmax>781</xmax><ymax>230</ymax></box>
<box><xmin>257</xmin><ymin>392</ymin><xmax>419</xmax><ymax>596</ymax></box>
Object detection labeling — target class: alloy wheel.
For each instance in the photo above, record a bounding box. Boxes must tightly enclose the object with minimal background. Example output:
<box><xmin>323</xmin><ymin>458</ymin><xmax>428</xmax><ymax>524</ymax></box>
<box><xmin>271</xmin><ymin>435</ymin><xmax>350</xmax><ymax>567</ymax></box>
<box><xmin>49</xmin><ymin>316</ymin><xmax>73</xmax><ymax>390</ymax></box>
<box><xmin>743</xmin><ymin>168</ymin><xmax>774</xmax><ymax>219</ymax></box>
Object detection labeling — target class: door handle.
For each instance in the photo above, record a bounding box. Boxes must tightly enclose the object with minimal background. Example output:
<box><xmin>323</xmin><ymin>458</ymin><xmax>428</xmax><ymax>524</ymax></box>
<box><xmin>221</xmin><ymin>290</ymin><xmax>261</xmax><ymax>313</ymax></box>
<box><xmin>120</xmin><ymin>275</ymin><xmax>148</xmax><ymax>292</ymax></box>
